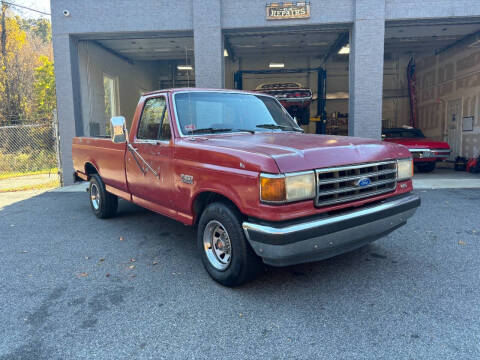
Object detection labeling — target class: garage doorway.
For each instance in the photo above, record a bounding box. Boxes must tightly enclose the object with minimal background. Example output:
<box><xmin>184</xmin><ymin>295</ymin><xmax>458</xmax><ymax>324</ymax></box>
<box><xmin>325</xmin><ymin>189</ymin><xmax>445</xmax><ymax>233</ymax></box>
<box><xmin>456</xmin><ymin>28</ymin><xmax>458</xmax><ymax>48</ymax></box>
<box><xmin>76</xmin><ymin>32</ymin><xmax>195</xmax><ymax>136</ymax></box>
<box><xmin>224</xmin><ymin>26</ymin><xmax>350</xmax><ymax>135</ymax></box>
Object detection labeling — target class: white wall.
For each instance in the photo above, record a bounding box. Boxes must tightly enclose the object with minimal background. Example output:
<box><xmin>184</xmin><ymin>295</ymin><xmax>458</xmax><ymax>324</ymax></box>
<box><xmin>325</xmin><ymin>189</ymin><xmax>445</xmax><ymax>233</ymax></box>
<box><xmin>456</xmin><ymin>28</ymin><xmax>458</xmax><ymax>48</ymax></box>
<box><xmin>78</xmin><ymin>41</ymin><xmax>162</xmax><ymax>135</ymax></box>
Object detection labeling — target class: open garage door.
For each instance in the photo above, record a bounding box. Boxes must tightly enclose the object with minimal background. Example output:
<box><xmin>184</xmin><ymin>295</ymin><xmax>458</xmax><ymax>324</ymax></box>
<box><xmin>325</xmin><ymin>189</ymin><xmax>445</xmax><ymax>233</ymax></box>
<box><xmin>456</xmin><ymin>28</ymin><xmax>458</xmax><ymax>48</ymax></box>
<box><xmin>224</xmin><ymin>26</ymin><xmax>350</xmax><ymax>135</ymax></box>
<box><xmin>76</xmin><ymin>32</ymin><xmax>195</xmax><ymax>136</ymax></box>
<box><xmin>383</xmin><ymin>19</ymin><xmax>480</xmax><ymax>164</ymax></box>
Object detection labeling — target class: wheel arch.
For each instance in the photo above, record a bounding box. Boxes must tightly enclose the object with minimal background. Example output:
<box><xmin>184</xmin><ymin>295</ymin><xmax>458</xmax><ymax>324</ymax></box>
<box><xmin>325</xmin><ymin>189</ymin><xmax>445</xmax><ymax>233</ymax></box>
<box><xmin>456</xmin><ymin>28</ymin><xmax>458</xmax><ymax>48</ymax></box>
<box><xmin>192</xmin><ymin>191</ymin><xmax>243</xmax><ymax>227</ymax></box>
<box><xmin>84</xmin><ymin>162</ymin><xmax>99</xmax><ymax>179</ymax></box>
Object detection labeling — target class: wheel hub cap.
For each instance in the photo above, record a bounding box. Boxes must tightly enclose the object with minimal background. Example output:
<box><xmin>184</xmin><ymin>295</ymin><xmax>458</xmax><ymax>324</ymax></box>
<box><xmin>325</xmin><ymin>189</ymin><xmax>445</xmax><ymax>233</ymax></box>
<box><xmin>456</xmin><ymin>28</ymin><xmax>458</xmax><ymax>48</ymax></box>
<box><xmin>90</xmin><ymin>183</ymin><xmax>100</xmax><ymax>210</ymax></box>
<box><xmin>203</xmin><ymin>220</ymin><xmax>232</xmax><ymax>271</ymax></box>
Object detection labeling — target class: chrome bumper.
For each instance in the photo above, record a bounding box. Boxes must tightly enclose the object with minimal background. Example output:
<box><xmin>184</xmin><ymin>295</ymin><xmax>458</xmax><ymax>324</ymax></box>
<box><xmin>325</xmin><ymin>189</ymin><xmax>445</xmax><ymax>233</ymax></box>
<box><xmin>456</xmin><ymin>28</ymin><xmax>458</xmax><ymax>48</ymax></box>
<box><xmin>409</xmin><ymin>148</ymin><xmax>450</xmax><ymax>159</ymax></box>
<box><xmin>242</xmin><ymin>194</ymin><xmax>420</xmax><ymax>267</ymax></box>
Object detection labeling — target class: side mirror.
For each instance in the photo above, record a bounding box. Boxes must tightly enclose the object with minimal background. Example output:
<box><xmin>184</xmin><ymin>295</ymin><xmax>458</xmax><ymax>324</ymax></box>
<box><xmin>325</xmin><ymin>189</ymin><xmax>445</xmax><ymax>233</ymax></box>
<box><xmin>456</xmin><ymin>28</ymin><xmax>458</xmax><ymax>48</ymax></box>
<box><xmin>110</xmin><ymin>116</ymin><xmax>127</xmax><ymax>143</ymax></box>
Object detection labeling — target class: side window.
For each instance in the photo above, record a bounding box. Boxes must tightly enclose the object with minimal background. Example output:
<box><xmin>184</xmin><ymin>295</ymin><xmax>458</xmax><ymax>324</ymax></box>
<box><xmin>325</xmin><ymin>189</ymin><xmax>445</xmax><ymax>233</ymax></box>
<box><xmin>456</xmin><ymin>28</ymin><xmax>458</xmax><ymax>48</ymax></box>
<box><xmin>137</xmin><ymin>97</ymin><xmax>171</xmax><ymax>140</ymax></box>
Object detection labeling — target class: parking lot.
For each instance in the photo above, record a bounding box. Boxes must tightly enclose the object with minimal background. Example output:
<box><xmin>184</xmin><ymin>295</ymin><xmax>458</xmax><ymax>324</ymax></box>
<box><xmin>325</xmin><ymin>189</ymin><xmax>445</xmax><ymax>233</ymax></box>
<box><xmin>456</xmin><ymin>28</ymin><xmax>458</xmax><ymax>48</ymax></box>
<box><xmin>1</xmin><ymin>188</ymin><xmax>479</xmax><ymax>359</ymax></box>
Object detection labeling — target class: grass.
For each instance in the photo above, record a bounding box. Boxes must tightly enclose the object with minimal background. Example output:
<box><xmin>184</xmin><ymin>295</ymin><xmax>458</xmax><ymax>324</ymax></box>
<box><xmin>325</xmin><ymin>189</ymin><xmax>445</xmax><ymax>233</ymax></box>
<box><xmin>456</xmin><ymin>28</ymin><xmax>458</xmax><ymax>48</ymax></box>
<box><xmin>0</xmin><ymin>179</ymin><xmax>60</xmax><ymax>193</ymax></box>
<box><xmin>0</xmin><ymin>168</ymin><xmax>58</xmax><ymax>180</ymax></box>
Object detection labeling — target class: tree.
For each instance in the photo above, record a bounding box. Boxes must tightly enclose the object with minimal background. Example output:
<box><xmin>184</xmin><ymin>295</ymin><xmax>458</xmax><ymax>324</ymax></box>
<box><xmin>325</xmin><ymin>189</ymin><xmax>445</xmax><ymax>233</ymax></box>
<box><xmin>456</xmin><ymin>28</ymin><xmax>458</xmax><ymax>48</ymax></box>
<box><xmin>18</xmin><ymin>17</ymin><xmax>52</xmax><ymax>43</ymax></box>
<box><xmin>0</xmin><ymin>8</ymin><xmax>54</xmax><ymax>125</ymax></box>
<box><xmin>34</xmin><ymin>55</ymin><xmax>55</xmax><ymax>120</ymax></box>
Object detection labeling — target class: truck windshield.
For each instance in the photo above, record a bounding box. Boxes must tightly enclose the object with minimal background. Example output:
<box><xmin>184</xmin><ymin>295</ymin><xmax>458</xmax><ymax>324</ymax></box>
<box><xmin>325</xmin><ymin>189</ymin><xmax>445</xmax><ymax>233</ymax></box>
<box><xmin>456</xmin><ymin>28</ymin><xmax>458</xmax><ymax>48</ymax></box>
<box><xmin>174</xmin><ymin>92</ymin><xmax>302</xmax><ymax>135</ymax></box>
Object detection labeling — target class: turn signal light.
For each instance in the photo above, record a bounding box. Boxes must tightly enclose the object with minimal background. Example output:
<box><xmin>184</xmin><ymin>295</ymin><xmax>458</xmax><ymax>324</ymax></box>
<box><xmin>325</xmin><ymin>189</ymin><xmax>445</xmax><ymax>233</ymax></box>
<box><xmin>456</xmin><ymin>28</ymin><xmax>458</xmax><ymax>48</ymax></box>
<box><xmin>260</xmin><ymin>176</ymin><xmax>286</xmax><ymax>202</ymax></box>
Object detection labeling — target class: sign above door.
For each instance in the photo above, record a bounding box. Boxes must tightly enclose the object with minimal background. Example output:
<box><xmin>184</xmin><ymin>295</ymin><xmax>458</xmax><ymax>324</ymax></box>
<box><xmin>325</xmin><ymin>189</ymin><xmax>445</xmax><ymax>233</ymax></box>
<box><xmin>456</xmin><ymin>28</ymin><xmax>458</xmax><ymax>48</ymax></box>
<box><xmin>266</xmin><ymin>2</ymin><xmax>311</xmax><ymax>20</ymax></box>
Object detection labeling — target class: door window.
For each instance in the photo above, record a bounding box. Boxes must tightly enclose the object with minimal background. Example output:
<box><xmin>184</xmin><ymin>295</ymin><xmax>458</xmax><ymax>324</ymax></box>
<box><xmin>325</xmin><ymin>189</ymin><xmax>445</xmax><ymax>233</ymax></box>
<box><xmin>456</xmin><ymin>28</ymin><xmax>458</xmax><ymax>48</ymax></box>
<box><xmin>137</xmin><ymin>97</ymin><xmax>171</xmax><ymax>141</ymax></box>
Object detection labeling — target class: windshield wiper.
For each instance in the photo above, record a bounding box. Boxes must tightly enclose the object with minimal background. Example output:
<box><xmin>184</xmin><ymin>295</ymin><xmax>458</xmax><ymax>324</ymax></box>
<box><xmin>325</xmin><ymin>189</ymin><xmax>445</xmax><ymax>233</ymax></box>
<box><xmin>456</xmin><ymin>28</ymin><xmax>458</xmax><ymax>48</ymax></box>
<box><xmin>188</xmin><ymin>128</ymin><xmax>255</xmax><ymax>134</ymax></box>
<box><xmin>256</xmin><ymin>124</ymin><xmax>303</xmax><ymax>132</ymax></box>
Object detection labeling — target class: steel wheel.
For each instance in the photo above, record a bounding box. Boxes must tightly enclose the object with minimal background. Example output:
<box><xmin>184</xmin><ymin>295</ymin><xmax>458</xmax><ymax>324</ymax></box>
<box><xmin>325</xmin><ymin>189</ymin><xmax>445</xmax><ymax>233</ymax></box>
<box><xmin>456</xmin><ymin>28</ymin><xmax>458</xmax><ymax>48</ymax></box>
<box><xmin>90</xmin><ymin>183</ymin><xmax>100</xmax><ymax>210</ymax></box>
<box><xmin>203</xmin><ymin>220</ymin><xmax>232</xmax><ymax>271</ymax></box>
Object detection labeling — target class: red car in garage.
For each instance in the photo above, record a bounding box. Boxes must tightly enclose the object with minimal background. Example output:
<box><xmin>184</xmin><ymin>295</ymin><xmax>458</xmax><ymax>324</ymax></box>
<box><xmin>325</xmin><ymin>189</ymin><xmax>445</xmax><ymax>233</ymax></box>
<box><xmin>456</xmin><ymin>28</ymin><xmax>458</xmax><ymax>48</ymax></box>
<box><xmin>382</xmin><ymin>128</ymin><xmax>450</xmax><ymax>172</ymax></box>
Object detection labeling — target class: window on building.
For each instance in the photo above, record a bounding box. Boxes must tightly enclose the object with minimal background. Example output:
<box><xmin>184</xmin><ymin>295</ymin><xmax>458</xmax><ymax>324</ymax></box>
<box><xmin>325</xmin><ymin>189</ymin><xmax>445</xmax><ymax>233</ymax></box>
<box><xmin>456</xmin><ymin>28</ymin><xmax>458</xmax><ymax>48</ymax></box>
<box><xmin>104</xmin><ymin>74</ymin><xmax>119</xmax><ymax>135</ymax></box>
<box><xmin>137</xmin><ymin>97</ymin><xmax>171</xmax><ymax>141</ymax></box>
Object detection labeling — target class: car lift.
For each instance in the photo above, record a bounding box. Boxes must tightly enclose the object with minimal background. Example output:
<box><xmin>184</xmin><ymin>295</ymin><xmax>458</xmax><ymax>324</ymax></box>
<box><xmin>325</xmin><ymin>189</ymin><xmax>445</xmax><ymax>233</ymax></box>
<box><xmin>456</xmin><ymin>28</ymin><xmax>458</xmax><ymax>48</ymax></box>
<box><xmin>233</xmin><ymin>67</ymin><xmax>327</xmax><ymax>134</ymax></box>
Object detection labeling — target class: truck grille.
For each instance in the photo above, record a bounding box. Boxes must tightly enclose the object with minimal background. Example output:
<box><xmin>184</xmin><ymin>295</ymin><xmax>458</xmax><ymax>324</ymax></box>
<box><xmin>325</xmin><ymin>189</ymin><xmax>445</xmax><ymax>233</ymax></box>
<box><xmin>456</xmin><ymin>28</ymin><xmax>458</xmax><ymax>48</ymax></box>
<box><xmin>315</xmin><ymin>161</ymin><xmax>397</xmax><ymax>207</ymax></box>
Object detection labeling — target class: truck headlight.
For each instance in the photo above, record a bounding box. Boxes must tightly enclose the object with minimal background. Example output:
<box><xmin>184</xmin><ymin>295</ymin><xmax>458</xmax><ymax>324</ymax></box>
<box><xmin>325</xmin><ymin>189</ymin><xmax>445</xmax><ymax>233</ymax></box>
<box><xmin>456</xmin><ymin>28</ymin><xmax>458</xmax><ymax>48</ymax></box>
<box><xmin>397</xmin><ymin>158</ymin><xmax>413</xmax><ymax>180</ymax></box>
<box><xmin>260</xmin><ymin>171</ymin><xmax>315</xmax><ymax>203</ymax></box>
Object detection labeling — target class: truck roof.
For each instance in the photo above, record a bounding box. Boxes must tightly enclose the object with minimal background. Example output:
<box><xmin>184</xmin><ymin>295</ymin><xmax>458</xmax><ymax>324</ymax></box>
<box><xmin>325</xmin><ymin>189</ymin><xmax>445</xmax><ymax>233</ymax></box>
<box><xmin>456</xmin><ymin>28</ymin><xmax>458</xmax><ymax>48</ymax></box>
<box><xmin>142</xmin><ymin>88</ymin><xmax>269</xmax><ymax>97</ymax></box>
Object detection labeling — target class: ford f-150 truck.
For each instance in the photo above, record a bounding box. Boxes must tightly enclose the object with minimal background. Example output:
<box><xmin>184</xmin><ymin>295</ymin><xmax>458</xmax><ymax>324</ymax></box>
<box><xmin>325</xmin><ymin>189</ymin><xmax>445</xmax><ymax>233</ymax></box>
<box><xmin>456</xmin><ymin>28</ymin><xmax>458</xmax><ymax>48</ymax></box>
<box><xmin>72</xmin><ymin>89</ymin><xmax>420</xmax><ymax>286</ymax></box>
<box><xmin>382</xmin><ymin>128</ymin><xmax>451</xmax><ymax>173</ymax></box>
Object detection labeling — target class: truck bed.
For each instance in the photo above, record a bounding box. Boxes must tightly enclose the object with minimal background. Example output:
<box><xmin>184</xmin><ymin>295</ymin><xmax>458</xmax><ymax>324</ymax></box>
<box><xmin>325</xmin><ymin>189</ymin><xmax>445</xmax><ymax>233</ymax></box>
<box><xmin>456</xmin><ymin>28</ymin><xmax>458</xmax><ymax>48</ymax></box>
<box><xmin>72</xmin><ymin>136</ymin><xmax>129</xmax><ymax>196</ymax></box>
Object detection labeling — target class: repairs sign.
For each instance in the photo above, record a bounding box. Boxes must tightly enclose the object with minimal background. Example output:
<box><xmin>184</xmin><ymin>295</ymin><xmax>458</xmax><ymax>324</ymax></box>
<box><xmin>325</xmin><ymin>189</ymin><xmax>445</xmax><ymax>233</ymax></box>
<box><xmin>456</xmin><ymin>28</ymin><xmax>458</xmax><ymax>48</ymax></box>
<box><xmin>266</xmin><ymin>2</ymin><xmax>310</xmax><ymax>20</ymax></box>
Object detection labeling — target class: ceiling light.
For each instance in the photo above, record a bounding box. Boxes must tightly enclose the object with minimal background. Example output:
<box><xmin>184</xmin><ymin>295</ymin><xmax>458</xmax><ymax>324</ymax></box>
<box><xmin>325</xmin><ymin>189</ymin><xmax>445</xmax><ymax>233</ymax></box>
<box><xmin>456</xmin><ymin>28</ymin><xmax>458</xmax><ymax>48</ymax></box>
<box><xmin>224</xmin><ymin>49</ymin><xmax>229</xmax><ymax>57</ymax></box>
<box><xmin>269</xmin><ymin>62</ymin><xmax>285</xmax><ymax>68</ymax></box>
<box><xmin>338</xmin><ymin>44</ymin><xmax>350</xmax><ymax>54</ymax></box>
<box><xmin>272</xmin><ymin>44</ymin><xmax>289</xmax><ymax>47</ymax></box>
<box><xmin>177</xmin><ymin>65</ymin><xmax>193</xmax><ymax>71</ymax></box>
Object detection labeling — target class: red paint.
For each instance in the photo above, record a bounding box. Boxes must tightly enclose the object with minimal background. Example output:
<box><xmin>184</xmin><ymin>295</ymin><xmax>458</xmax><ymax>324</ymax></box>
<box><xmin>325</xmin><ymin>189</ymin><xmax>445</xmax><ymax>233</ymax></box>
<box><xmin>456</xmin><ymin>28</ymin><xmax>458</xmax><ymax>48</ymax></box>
<box><xmin>73</xmin><ymin>89</ymin><xmax>415</xmax><ymax>226</ymax></box>
<box><xmin>384</xmin><ymin>137</ymin><xmax>450</xmax><ymax>163</ymax></box>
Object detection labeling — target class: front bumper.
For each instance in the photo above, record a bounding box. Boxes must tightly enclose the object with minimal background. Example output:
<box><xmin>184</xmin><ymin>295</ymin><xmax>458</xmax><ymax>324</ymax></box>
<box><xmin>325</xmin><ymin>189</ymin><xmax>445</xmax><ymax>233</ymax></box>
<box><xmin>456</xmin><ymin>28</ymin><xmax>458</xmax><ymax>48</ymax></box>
<box><xmin>410</xmin><ymin>148</ymin><xmax>450</xmax><ymax>162</ymax></box>
<box><xmin>242</xmin><ymin>193</ymin><xmax>420</xmax><ymax>266</ymax></box>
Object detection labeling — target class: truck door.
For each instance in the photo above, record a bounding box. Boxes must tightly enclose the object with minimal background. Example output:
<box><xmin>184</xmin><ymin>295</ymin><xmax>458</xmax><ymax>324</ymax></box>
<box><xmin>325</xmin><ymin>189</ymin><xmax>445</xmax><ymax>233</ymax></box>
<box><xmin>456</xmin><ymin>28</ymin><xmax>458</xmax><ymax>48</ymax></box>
<box><xmin>126</xmin><ymin>95</ymin><xmax>176</xmax><ymax>217</ymax></box>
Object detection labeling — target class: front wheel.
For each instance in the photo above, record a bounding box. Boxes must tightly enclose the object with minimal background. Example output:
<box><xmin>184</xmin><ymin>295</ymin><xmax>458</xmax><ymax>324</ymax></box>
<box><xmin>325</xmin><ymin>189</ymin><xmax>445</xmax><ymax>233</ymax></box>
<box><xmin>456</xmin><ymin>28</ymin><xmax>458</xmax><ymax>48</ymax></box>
<box><xmin>89</xmin><ymin>174</ymin><xmax>118</xmax><ymax>218</ymax></box>
<box><xmin>197</xmin><ymin>202</ymin><xmax>262</xmax><ymax>286</ymax></box>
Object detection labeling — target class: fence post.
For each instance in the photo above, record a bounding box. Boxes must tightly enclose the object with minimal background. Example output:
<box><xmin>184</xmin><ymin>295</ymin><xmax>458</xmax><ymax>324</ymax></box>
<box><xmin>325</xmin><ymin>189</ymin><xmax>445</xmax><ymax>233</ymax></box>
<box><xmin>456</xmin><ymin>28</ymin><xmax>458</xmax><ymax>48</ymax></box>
<box><xmin>53</xmin><ymin>110</ymin><xmax>63</xmax><ymax>186</ymax></box>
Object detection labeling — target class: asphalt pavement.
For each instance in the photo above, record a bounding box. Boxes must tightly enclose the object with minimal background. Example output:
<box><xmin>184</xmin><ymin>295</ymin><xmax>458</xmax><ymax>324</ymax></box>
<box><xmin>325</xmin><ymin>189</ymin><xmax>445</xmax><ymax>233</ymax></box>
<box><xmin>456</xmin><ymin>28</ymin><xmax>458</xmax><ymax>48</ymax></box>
<box><xmin>1</xmin><ymin>189</ymin><xmax>479</xmax><ymax>359</ymax></box>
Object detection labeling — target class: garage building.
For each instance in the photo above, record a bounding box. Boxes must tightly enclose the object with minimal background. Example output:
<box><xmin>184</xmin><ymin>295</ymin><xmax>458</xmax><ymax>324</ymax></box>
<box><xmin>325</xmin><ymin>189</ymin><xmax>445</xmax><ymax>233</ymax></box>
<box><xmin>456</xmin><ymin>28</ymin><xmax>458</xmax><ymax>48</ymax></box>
<box><xmin>51</xmin><ymin>0</ymin><xmax>480</xmax><ymax>184</ymax></box>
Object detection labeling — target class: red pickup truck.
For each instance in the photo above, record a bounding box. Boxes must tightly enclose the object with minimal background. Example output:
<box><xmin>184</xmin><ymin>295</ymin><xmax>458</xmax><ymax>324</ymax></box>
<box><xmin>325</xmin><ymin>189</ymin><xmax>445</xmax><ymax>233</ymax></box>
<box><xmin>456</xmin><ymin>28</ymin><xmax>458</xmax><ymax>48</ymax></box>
<box><xmin>382</xmin><ymin>128</ymin><xmax>450</xmax><ymax>172</ymax></box>
<box><xmin>73</xmin><ymin>89</ymin><xmax>420</xmax><ymax>286</ymax></box>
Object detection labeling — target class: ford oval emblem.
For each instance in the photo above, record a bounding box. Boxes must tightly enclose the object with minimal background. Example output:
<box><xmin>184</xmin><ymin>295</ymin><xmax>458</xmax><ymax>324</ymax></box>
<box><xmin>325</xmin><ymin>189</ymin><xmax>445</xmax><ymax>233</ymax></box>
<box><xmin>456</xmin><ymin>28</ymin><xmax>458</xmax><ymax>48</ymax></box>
<box><xmin>357</xmin><ymin>177</ymin><xmax>371</xmax><ymax>187</ymax></box>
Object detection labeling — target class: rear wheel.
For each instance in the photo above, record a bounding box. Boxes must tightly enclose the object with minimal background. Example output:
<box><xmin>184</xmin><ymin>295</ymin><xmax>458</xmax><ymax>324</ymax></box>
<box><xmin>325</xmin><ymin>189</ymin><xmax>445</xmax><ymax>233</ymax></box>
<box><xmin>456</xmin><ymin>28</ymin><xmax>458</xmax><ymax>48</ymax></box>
<box><xmin>416</xmin><ymin>162</ymin><xmax>436</xmax><ymax>173</ymax></box>
<box><xmin>89</xmin><ymin>174</ymin><xmax>118</xmax><ymax>218</ymax></box>
<box><xmin>197</xmin><ymin>202</ymin><xmax>262</xmax><ymax>286</ymax></box>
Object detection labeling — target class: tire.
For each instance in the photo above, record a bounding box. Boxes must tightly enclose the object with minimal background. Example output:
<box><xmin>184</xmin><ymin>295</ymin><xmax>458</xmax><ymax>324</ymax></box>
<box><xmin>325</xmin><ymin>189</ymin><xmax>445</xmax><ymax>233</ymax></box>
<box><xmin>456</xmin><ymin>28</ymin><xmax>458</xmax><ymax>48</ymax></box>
<box><xmin>197</xmin><ymin>202</ymin><xmax>262</xmax><ymax>287</ymax></box>
<box><xmin>416</xmin><ymin>162</ymin><xmax>436</xmax><ymax>173</ymax></box>
<box><xmin>89</xmin><ymin>174</ymin><xmax>118</xmax><ymax>219</ymax></box>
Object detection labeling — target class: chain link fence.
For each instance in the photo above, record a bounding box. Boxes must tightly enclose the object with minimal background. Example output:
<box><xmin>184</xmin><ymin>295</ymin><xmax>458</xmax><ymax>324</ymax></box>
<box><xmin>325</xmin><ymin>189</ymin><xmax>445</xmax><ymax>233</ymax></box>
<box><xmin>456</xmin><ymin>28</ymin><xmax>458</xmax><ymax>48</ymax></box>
<box><xmin>0</xmin><ymin>119</ymin><xmax>60</xmax><ymax>192</ymax></box>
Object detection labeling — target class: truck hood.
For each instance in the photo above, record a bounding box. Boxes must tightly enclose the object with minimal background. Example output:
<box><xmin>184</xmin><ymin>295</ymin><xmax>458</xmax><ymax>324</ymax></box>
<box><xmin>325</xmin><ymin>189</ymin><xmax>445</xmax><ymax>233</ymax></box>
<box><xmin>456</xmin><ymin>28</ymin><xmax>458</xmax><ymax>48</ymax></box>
<box><xmin>195</xmin><ymin>132</ymin><xmax>410</xmax><ymax>173</ymax></box>
<box><xmin>384</xmin><ymin>137</ymin><xmax>450</xmax><ymax>149</ymax></box>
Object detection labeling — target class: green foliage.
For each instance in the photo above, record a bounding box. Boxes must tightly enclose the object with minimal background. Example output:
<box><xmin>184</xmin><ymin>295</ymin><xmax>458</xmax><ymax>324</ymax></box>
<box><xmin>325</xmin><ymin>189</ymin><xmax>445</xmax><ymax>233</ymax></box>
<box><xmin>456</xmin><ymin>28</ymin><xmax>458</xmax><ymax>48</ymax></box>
<box><xmin>0</xmin><ymin>149</ymin><xmax>56</xmax><ymax>174</ymax></box>
<box><xmin>0</xmin><ymin>13</ymin><xmax>54</xmax><ymax>125</ymax></box>
<box><xmin>34</xmin><ymin>55</ymin><xmax>56</xmax><ymax>119</ymax></box>
<box><xmin>17</xmin><ymin>17</ymin><xmax>51</xmax><ymax>43</ymax></box>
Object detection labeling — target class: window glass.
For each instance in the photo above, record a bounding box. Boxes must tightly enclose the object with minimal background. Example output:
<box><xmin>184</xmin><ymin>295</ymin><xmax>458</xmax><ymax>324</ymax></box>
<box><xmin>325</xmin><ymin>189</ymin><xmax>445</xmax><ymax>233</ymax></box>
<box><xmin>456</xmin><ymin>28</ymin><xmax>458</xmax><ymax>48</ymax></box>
<box><xmin>103</xmin><ymin>74</ymin><xmax>118</xmax><ymax>135</ymax></box>
<box><xmin>137</xmin><ymin>97</ymin><xmax>170</xmax><ymax>140</ymax></box>
<box><xmin>174</xmin><ymin>92</ymin><xmax>299</xmax><ymax>135</ymax></box>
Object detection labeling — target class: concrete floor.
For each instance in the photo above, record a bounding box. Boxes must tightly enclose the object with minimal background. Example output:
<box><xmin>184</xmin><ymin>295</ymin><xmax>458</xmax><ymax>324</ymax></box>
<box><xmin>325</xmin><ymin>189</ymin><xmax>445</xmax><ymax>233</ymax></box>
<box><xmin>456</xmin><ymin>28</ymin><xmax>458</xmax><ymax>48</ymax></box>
<box><xmin>1</xmin><ymin>189</ymin><xmax>480</xmax><ymax>359</ymax></box>
<box><xmin>413</xmin><ymin>168</ymin><xmax>480</xmax><ymax>189</ymax></box>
